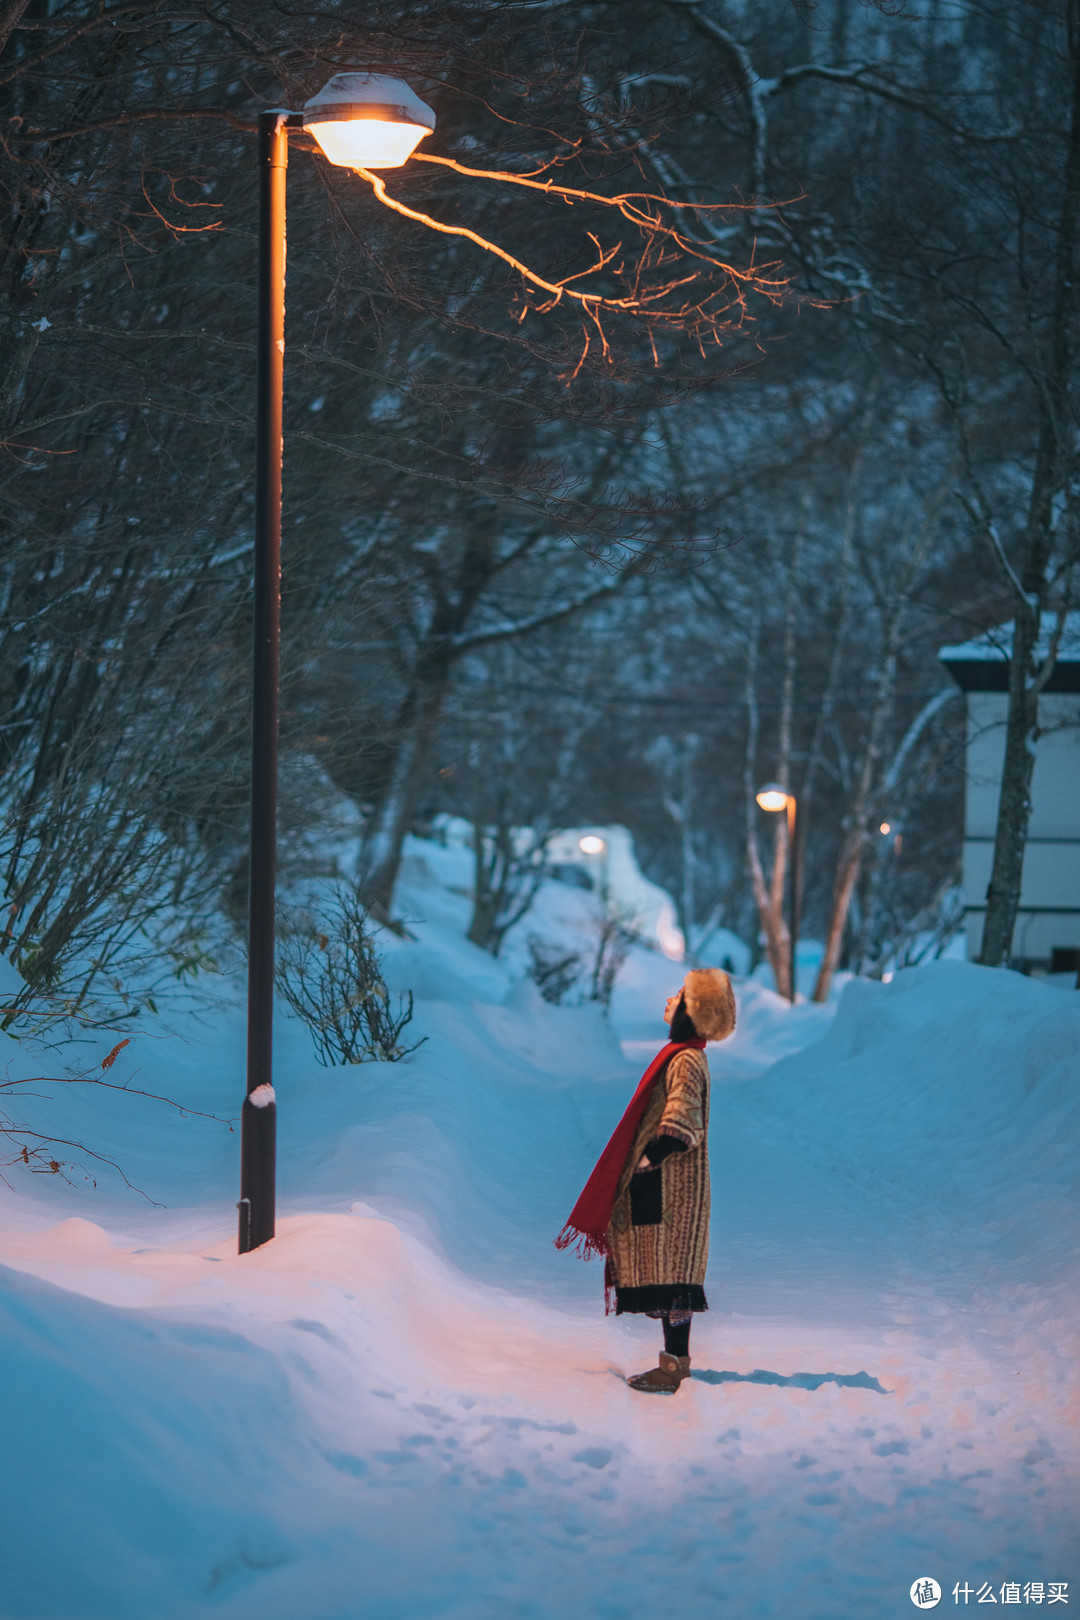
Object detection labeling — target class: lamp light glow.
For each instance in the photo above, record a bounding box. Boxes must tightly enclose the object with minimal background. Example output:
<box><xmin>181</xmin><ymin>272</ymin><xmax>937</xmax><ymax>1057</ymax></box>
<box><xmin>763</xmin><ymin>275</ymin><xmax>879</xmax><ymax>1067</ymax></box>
<box><xmin>306</xmin><ymin>119</ymin><xmax>429</xmax><ymax>169</ymax></box>
<box><xmin>880</xmin><ymin>821</ymin><xmax>891</xmax><ymax>835</ymax></box>
<box><xmin>578</xmin><ymin>835</ymin><xmax>606</xmax><ymax>855</ymax></box>
<box><xmin>303</xmin><ymin>73</ymin><xmax>435</xmax><ymax>170</ymax></box>
<box><xmin>755</xmin><ymin>784</ymin><xmax>790</xmax><ymax>813</ymax></box>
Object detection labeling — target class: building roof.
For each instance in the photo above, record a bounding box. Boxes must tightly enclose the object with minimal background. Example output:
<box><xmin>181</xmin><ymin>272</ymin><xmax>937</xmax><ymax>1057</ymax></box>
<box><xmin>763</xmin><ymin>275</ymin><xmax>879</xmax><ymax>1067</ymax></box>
<box><xmin>939</xmin><ymin>611</ymin><xmax>1080</xmax><ymax>693</ymax></box>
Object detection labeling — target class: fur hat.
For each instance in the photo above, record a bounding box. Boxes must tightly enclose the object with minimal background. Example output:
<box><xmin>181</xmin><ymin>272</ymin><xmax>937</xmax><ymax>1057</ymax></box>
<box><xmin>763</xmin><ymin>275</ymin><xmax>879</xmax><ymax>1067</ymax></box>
<box><xmin>682</xmin><ymin>968</ymin><xmax>736</xmax><ymax>1042</ymax></box>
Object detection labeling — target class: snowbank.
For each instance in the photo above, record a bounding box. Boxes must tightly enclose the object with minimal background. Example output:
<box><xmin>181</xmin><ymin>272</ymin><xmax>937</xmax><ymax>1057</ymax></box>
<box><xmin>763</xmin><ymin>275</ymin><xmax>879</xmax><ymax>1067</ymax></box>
<box><xmin>1</xmin><ymin>1262</ymin><xmax>319</xmax><ymax>1620</ymax></box>
<box><xmin>0</xmin><ymin>872</ymin><xmax>1076</xmax><ymax>1618</ymax></box>
<box><xmin>742</xmin><ymin>961</ymin><xmax>1080</xmax><ymax>1285</ymax></box>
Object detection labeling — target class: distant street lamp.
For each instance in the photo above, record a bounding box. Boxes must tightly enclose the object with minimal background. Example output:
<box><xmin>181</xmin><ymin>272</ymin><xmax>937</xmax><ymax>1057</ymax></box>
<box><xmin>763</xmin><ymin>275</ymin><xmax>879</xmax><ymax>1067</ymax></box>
<box><xmin>239</xmin><ymin>75</ymin><xmax>436</xmax><ymax>1256</ymax></box>
<box><xmin>755</xmin><ymin>784</ymin><xmax>790</xmax><ymax>816</ymax></box>
<box><xmin>880</xmin><ymin>819</ymin><xmax>902</xmax><ymax>856</ymax></box>
<box><xmin>755</xmin><ymin>782</ymin><xmax>799</xmax><ymax>1004</ymax></box>
<box><xmin>577</xmin><ymin>832</ymin><xmax>610</xmax><ymax>902</ymax></box>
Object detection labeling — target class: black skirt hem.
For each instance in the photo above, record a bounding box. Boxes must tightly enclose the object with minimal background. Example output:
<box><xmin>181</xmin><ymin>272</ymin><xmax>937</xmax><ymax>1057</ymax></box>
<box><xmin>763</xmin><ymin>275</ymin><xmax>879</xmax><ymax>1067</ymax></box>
<box><xmin>613</xmin><ymin>1284</ymin><xmax>708</xmax><ymax>1316</ymax></box>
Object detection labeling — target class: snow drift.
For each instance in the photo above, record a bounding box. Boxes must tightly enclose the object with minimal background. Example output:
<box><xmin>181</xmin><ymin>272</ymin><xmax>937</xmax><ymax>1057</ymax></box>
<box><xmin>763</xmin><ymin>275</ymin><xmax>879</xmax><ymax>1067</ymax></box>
<box><xmin>0</xmin><ymin>869</ymin><xmax>1076</xmax><ymax>1618</ymax></box>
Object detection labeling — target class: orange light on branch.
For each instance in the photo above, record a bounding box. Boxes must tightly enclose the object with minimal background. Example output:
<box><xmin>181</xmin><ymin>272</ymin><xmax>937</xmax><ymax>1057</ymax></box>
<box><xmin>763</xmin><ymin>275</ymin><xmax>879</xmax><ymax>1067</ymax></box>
<box><xmin>350</xmin><ymin>143</ymin><xmax>792</xmax><ymax>380</ymax></box>
<box><xmin>412</xmin><ymin>152</ymin><xmax>786</xmax><ymax>290</ymax></box>
<box><xmin>355</xmin><ymin>167</ymin><xmax>626</xmax><ymax>314</ymax></box>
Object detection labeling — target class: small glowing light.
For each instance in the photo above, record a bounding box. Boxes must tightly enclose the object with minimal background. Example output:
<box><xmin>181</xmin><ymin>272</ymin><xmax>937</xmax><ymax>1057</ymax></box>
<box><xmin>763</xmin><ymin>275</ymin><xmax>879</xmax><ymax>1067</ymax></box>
<box><xmin>756</xmin><ymin>784</ymin><xmax>790</xmax><ymax>813</ymax></box>
<box><xmin>304</xmin><ymin>73</ymin><xmax>435</xmax><ymax>171</ymax></box>
<box><xmin>880</xmin><ymin>821</ymin><xmax>891</xmax><ymax>835</ymax></box>
<box><xmin>578</xmin><ymin>835</ymin><xmax>606</xmax><ymax>856</ymax></box>
<box><xmin>882</xmin><ymin>971</ymin><xmax>894</xmax><ymax>984</ymax></box>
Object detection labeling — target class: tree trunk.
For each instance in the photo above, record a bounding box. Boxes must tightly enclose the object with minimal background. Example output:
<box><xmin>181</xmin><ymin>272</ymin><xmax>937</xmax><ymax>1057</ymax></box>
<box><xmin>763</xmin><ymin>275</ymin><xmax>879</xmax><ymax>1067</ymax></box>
<box><xmin>979</xmin><ymin>4</ymin><xmax>1080</xmax><ymax>965</ymax></box>
<box><xmin>976</xmin><ymin>612</ymin><xmax>1040</xmax><ymax>966</ymax></box>
<box><xmin>812</xmin><ymin>640</ymin><xmax>898</xmax><ymax>1001</ymax></box>
<box><xmin>812</xmin><ymin>455</ymin><xmax>956</xmax><ymax>1001</ymax></box>
<box><xmin>816</xmin><ymin>834</ymin><xmax>861</xmax><ymax>993</ymax></box>
<box><xmin>774</xmin><ymin>521</ymin><xmax>800</xmax><ymax>1000</ymax></box>
<box><xmin>680</xmin><ymin>740</ymin><xmax>696</xmax><ymax>948</ymax></box>
<box><xmin>792</xmin><ymin>449</ymin><xmax>861</xmax><ymax>992</ymax></box>
<box><xmin>359</xmin><ymin>665</ymin><xmax>449</xmax><ymax>913</ymax></box>
<box><xmin>743</xmin><ymin>609</ymin><xmax>791</xmax><ymax>996</ymax></box>
<box><xmin>467</xmin><ymin>830</ymin><xmax>504</xmax><ymax>950</ymax></box>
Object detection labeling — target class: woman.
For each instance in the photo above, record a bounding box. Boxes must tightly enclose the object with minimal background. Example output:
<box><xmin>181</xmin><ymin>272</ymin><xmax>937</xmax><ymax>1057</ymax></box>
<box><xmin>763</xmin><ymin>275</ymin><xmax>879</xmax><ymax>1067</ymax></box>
<box><xmin>556</xmin><ymin>968</ymin><xmax>736</xmax><ymax>1394</ymax></box>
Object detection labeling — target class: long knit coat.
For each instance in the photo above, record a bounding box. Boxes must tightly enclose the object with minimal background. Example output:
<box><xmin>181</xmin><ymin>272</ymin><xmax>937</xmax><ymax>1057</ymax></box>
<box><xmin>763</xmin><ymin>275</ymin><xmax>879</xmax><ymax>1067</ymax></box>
<box><xmin>605</xmin><ymin>1047</ymin><xmax>710</xmax><ymax>1315</ymax></box>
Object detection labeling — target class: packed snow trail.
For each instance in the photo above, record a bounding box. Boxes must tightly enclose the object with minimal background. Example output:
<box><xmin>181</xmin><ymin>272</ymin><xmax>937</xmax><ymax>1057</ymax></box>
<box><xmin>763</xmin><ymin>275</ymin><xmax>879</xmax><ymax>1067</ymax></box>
<box><xmin>0</xmin><ymin>860</ymin><xmax>1077</xmax><ymax>1619</ymax></box>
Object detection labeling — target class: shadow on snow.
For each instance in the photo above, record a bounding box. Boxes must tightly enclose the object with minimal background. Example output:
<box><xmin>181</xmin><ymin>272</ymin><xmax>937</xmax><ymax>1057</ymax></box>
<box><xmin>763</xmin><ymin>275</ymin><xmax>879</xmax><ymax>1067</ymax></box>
<box><xmin>691</xmin><ymin>1368</ymin><xmax>889</xmax><ymax>1393</ymax></box>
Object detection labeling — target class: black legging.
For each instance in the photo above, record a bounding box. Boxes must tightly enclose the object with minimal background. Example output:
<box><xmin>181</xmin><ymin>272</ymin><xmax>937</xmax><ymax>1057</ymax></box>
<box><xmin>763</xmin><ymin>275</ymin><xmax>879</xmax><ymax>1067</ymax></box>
<box><xmin>662</xmin><ymin>1315</ymin><xmax>691</xmax><ymax>1358</ymax></box>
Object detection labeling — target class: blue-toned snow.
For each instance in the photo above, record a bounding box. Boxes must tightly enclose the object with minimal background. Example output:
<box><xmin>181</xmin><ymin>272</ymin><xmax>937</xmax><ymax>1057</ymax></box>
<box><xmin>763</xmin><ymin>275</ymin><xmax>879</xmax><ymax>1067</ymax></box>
<box><xmin>0</xmin><ymin>838</ymin><xmax>1077</xmax><ymax>1619</ymax></box>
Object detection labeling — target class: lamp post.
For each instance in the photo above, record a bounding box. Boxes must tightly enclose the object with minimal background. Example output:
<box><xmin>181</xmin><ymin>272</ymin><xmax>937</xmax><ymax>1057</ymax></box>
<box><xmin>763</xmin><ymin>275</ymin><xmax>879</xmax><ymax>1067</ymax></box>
<box><xmin>238</xmin><ymin>75</ymin><xmax>436</xmax><ymax>1255</ymax></box>
<box><xmin>755</xmin><ymin>782</ymin><xmax>799</xmax><ymax>1004</ymax></box>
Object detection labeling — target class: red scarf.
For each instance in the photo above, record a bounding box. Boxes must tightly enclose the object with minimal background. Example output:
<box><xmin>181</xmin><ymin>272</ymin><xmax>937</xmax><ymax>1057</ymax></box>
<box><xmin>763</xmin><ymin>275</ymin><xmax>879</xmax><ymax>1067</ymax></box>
<box><xmin>555</xmin><ymin>1039</ymin><xmax>707</xmax><ymax>1261</ymax></box>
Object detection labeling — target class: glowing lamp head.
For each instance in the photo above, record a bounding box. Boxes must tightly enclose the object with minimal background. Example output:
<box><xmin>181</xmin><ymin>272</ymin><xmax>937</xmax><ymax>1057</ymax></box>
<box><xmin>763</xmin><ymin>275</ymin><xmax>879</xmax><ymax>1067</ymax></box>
<box><xmin>578</xmin><ymin>835</ymin><xmax>606</xmax><ymax>856</ymax></box>
<box><xmin>303</xmin><ymin>73</ymin><xmax>435</xmax><ymax>171</ymax></box>
<box><xmin>755</xmin><ymin>784</ymin><xmax>790</xmax><ymax>813</ymax></box>
<box><xmin>880</xmin><ymin>821</ymin><xmax>891</xmax><ymax>835</ymax></box>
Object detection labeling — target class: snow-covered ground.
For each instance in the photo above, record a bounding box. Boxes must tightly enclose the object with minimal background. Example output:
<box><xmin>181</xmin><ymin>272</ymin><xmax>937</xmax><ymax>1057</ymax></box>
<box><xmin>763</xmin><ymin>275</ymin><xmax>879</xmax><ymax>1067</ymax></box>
<box><xmin>1</xmin><ymin>840</ymin><xmax>1077</xmax><ymax>1619</ymax></box>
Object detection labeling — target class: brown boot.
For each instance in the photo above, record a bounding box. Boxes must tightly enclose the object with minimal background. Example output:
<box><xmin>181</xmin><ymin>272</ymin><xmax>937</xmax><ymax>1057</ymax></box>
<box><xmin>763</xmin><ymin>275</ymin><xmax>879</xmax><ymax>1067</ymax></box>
<box><xmin>627</xmin><ymin>1352</ymin><xmax>691</xmax><ymax>1394</ymax></box>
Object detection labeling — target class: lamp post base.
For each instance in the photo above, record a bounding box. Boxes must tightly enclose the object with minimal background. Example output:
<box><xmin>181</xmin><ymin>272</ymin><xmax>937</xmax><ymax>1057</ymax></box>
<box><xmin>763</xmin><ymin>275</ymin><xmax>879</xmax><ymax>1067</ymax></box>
<box><xmin>238</xmin><ymin>1091</ymin><xmax>276</xmax><ymax>1253</ymax></box>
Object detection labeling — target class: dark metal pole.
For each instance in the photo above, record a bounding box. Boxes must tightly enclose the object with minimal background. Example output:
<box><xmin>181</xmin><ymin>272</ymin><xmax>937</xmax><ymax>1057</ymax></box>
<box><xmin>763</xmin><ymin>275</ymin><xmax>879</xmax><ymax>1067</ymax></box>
<box><xmin>239</xmin><ymin>111</ymin><xmax>292</xmax><ymax>1254</ymax></box>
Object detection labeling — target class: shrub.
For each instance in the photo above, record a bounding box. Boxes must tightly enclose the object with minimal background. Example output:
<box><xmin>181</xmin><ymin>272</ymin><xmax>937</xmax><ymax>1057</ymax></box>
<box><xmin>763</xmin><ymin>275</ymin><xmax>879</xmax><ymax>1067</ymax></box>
<box><xmin>275</xmin><ymin>887</ymin><xmax>423</xmax><ymax>1065</ymax></box>
<box><xmin>526</xmin><ymin>914</ymin><xmax>635</xmax><ymax>1010</ymax></box>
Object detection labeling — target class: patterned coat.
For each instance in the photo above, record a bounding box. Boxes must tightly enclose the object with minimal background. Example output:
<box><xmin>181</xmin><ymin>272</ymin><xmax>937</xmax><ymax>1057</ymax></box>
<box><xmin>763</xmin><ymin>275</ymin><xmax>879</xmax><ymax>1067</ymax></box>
<box><xmin>605</xmin><ymin>1047</ymin><xmax>710</xmax><ymax>1314</ymax></box>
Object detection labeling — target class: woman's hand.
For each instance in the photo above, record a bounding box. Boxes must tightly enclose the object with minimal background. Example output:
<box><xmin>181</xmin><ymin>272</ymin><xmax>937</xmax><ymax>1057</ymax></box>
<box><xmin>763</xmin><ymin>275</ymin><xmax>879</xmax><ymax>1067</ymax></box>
<box><xmin>634</xmin><ymin>1153</ymin><xmax>652</xmax><ymax>1173</ymax></box>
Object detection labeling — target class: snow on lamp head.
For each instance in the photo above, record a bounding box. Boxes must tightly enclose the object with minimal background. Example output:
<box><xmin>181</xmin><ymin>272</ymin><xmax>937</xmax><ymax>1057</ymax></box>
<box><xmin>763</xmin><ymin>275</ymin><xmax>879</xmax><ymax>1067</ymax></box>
<box><xmin>755</xmin><ymin>783</ymin><xmax>790</xmax><ymax>813</ymax></box>
<box><xmin>303</xmin><ymin>73</ymin><xmax>436</xmax><ymax>171</ymax></box>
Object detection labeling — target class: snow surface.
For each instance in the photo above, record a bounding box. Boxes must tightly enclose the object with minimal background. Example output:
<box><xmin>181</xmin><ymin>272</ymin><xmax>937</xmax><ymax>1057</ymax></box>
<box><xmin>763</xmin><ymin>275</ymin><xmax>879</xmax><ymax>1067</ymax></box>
<box><xmin>1</xmin><ymin>846</ymin><xmax>1077</xmax><ymax>1618</ymax></box>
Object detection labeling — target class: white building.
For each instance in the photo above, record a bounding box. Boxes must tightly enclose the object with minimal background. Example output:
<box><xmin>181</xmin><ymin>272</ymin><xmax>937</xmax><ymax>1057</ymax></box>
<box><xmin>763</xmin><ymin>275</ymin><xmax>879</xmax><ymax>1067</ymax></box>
<box><xmin>939</xmin><ymin>614</ymin><xmax>1080</xmax><ymax>969</ymax></box>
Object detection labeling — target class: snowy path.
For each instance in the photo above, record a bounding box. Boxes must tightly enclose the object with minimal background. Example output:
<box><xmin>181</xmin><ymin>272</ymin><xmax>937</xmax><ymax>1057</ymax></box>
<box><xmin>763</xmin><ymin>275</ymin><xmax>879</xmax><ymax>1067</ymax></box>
<box><xmin>1</xmin><ymin>954</ymin><xmax>1077</xmax><ymax>1619</ymax></box>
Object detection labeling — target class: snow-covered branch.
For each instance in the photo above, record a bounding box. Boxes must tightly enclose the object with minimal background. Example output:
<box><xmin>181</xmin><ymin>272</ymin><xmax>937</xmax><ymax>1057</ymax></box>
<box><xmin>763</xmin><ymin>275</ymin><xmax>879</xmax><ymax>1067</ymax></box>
<box><xmin>880</xmin><ymin>687</ymin><xmax>960</xmax><ymax>796</ymax></box>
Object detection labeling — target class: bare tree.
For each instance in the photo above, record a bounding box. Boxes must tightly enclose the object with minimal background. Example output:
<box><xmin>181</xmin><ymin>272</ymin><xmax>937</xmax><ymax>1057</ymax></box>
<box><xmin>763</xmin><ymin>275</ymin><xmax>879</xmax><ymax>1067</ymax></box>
<box><xmin>971</xmin><ymin>8</ymin><xmax>1080</xmax><ymax>965</ymax></box>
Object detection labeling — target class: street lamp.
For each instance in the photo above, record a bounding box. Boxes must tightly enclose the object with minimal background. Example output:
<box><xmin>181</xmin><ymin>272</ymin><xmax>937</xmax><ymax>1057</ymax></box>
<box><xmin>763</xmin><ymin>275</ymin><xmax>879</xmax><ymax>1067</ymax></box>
<box><xmin>755</xmin><ymin>782</ymin><xmax>799</xmax><ymax>1004</ymax></box>
<box><xmin>755</xmin><ymin>784</ymin><xmax>790</xmax><ymax>816</ymax></box>
<box><xmin>879</xmin><ymin>819</ymin><xmax>902</xmax><ymax>856</ymax></box>
<box><xmin>577</xmin><ymin>833</ymin><xmax>609</xmax><ymax>901</ymax></box>
<box><xmin>303</xmin><ymin>73</ymin><xmax>436</xmax><ymax>170</ymax></box>
<box><xmin>239</xmin><ymin>75</ymin><xmax>436</xmax><ymax>1256</ymax></box>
